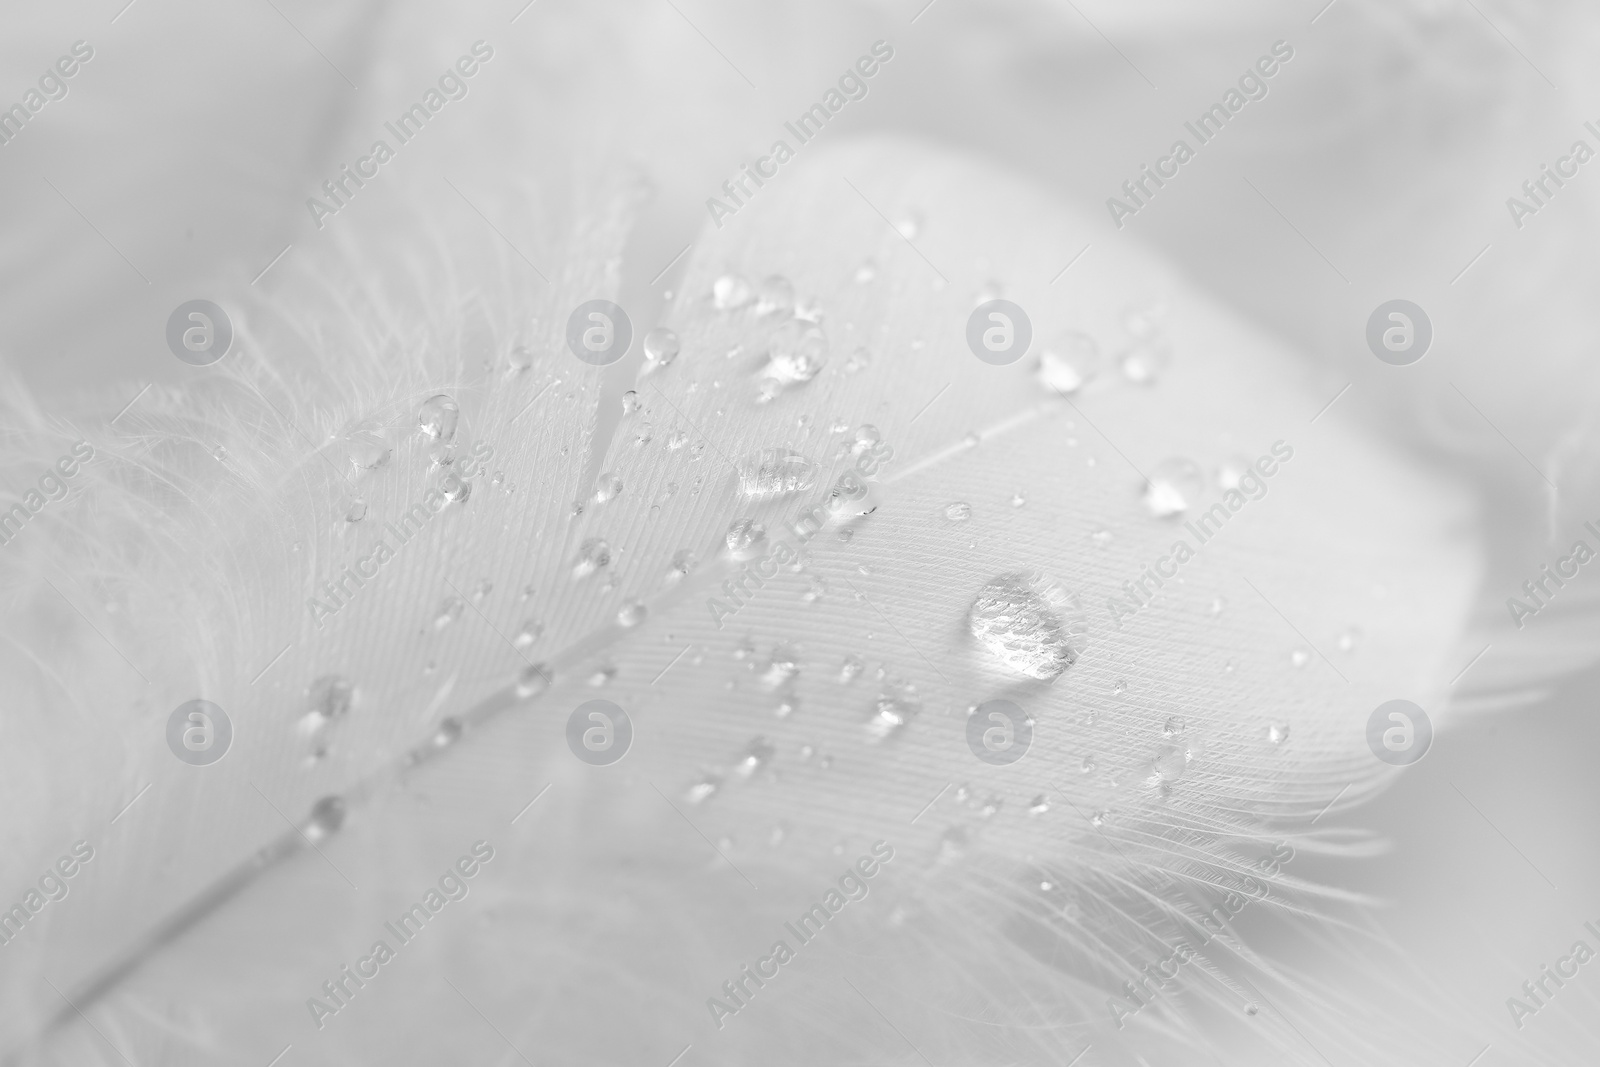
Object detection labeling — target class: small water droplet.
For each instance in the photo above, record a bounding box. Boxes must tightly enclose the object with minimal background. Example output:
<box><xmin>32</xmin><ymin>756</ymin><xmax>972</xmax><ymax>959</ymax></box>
<box><xmin>839</xmin><ymin>655</ymin><xmax>864</xmax><ymax>684</ymax></box>
<box><xmin>712</xmin><ymin>274</ymin><xmax>753</xmax><ymax>310</ymax></box>
<box><xmin>345</xmin><ymin>499</ymin><xmax>367</xmax><ymax>523</ymax></box>
<box><xmin>1112</xmin><ymin>679</ymin><xmax>1127</xmax><ymax>695</ymax></box>
<box><xmin>574</xmin><ymin>538</ymin><xmax>611</xmax><ymax>578</ymax></box>
<box><xmin>844</xmin><ymin>347</ymin><xmax>872</xmax><ymax>374</ymax></box>
<box><xmin>1163</xmin><ymin>716</ymin><xmax>1186</xmax><ymax>737</ymax></box>
<box><xmin>1080</xmin><ymin>755</ymin><xmax>1097</xmax><ymax>773</ymax></box>
<box><xmin>1028</xmin><ymin>795</ymin><xmax>1050</xmax><ymax>814</ymax></box>
<box><xmin>512</xmin><ymin>619</ymin><xmax>543</xmax><ymax>649</ymax></box>
<box><xmin>854</xmin><ymin>259</ymin><xmax>877</xmax><ymax>284</ymax></box>
<box><xmin>1143</xmin><ymin>458</ymin><xmax>1204</xmax><ymax>518</ymax></box>
<box><xmin>471</xmin><ymin>579</ymin><xmax>492</xmax><ymax>604</ymax></box>
<box><xmin>755</xmin><ymin>275</ymin><xmax>795</xmax><ymax>317</ymax></box>
<box><xmin>515</xmin><ymin>664</ymin><xmax>552</xmax><ymax>698</ymax></box>
<box><xmin>759</xmin><ymin>647</ymin><xmax>800</xmax><ymax>690</ymax></box>
<box><xmin>735</xmin><ymin>737</ymin><xmax>775</xmax><ymax>777</ymax></box>
<box><xmin>440</xmin><ymin>470</ymin><xmax>471</xmax><ymax>504</ymax></box>
<box><xmin>1091</xmin><ymin>527</ymin><xmax>1114</xmax><ymax>548</ymax></box>
<box><xmin>432</xmin><ymin>597</ymin><xmax>465</xmax><ymax>631</ymax></box>
<box><xmin>1209</xmin><ymin>596</ymin><xmax>1226</xmax><ymax>617</ymax></box>
<box><xmin>666</xmin><ymin>549</ymin><xmax>696</xmax><ymax>583</ymax></box>
<box><xmin>588</xmin><ymin>664</ymin><xmax>617</xmax><ymax>687</ymax></box>
<box><xmin>617</xmin><ymin>601</ymin><xmax>647</xmax><ymax>627</ymax></box>
<box><xmin>1121</xmin><ymin>339</ymin><xmax>1172</xmax><ymax>385</ymax></box>
<box><xmin>302</xmin><ymin>675</ymin><xmax>353</xmax><ymax>735</ymax></box>
<box><xmin>864</xmin><ymin>687</ymin><xmax>921</xmax><ymax>742</ymax></box>
<box><xmin>1290</xmin><ymin>649</ymin><xmax>1311</xmax><ymax>669</ymax></box>
<box><xmin>762</xmin><ymin>321</ymin><xmax>827</xmax><ymax>387</ymax></box>
<box><xmin>1010</xmin><ymin>493</ymin><xmax>1026</xmax><ymax>508</ymax></box>
<box><xmin>1244</xmin><ymin>1003</ymin><xmax>1260</xmax><ymax>1017</ymax></box>
<box><xmin>725</xmin><ymin>519</ymin><xmax>767</xmax><ymax>559</ymax></box>
<box><xmin>507</xmin><ymin>345</ymin><xmax>533</xmax><ymax>373</ymax></box>
<box><xmin>432</xmin><ymin>717</ymin><xmax>464</xmax><ymax>749</ymax></box>
<box><xmin>944</xmin><ymin>502</ymin><xmax>972</xmax><ymax>523</ymax></box>
<box><xmin>1217</xmin><ymin>454</ymin><xmax>1254</xmax><ymax>492</ymax></box>
<box><xmin>1338</xmin><ymin>627</ymin><xmax>1360</xmax><ymax>653</ymax></box>
<box><xmin>347</xmin><ymin>432</ymin><xmax>391</xmax><ymax>473</ymax></box>
<box><xmin>303</xmin><ymin>796</ymin><xmax>346</xmax><ymax>842</ymax></box>
<box><xmin>621</xmin><ymin>391</ymin><xmax>641</xmax><ymax>415</ymax></box>
<box><xmin>1090</xmin><ymin>810</ymin><xmax>1108</xmax><ymax>828</ymax></box>
<box><xmin>894</xmin><ymin>212</ymin><xmax>923</xmax><ymax>240</ymax></box>
<box><xmin>594</xmin><ymin>472</ymin><xmax>623</xmax><ymax>504</ymax></box>
<box><xmin>774</xmin><ymin>698</ymin><xmax>798</xmax><ymax>718</ymax></box>
<box><xmin>1037</xmin><ymin>332</ymin><xmax>1101</xmax><ymax>394</ymax></box>
<box><xmin>1268</xmin><ymin>722</ymin><xmax>1290</xmax><ymax>745</ymax></box>
<box><xmin>417</xmin><ymin>394</ymin><xmax>460</xmax><ymax>442</ymax></box>
<box><xmin>685</xmin><ymin>775</ymin><xmax>722</xmax><ymax>804</ymax></box>
<box><xmin>666</xmin><ymin>430</ymin><xmax>688</xmax><ymax>451</ymax></box>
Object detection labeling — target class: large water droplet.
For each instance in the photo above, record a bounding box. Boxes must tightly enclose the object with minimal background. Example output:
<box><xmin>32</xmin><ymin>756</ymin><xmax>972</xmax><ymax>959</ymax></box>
<box><xmin>1152</xmin><ymin>744</ymin><xmax>1189</xmax><ymax>782</ymax></box>
<box><xmin>643</xmin><ymin>328</ymin><xmax>680</xmax><ymax>366</ymax></box>
<box><xmin>737</xmin><ymin>448</ymin><xmax>818</xmax><ymax>499</ymax></box>
<box><xmin>967</xmin><ymin>571</ymin><xmax>1078</xmax><ymax>680</ymax></box>
<box><xmin>1142</xmin><ymin>458</ymin><xmax>1204</xmax><ymax>518</ymax></box>
<box><xmin>418</xmin><ymin>394</ymin><xmax>460</xmax><ymax>442</ymax></box>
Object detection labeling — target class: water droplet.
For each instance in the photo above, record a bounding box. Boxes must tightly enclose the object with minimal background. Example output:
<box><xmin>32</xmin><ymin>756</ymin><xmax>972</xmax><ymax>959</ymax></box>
<box><xmin>471</xmin><ymin>580</ymin><xmax>492</xmax><ymax>603</ymax></box>
<box><xmin>1028</xmin><ymin>795</ymin><xmax>1051</xmax><ymax>814</ymax></box>
<box><xmin>774</xmin><ymin>698</ymin><xmax>797</xmax><ymax>718</ymax></box>
<box><xmin>621</xmin><ymin>391</ymin><xmax>641</xmax><ymax>415</ymax></box>
<box><xmin>854</xmin><ymin>259</ymin><xmax>877</xmax><ymax>283</ymax></box>
<box><xmin>759</xmin><ymin>647</ymin><xmax>800</xmax><ymax>690</ymax></box>
<box><xmin>574</xmin><ymin>538</ymin><xmax>611</xmax><ymax>578</ymax></box>
<box><xmin>1121</xmin><ymin>340</ymin><xmax>1172</xmax><ymax>385</ymax></box>
<box><xmin>735</xmin><ymin>737</ymin><xmax>775</xmax><ymax>777</ymax></box>
<box><xmin>1290</xmin><ymin>648</ymin><xmax>1310</xmax><ymax>669</ymax></box>
<box><xmin>432</xmin><ymin>717</ymin><xmax>464</xmax><ymax>749</ymax></box>
<box><xmin>345</xmin><ymin>499</ymin><xmax>367</xmax><ymax>523</ymax></box>
<box><xmin>617</xmin><ymin>601</ymin><xmax>647</xmax><ymax>627</ymax></box>
<box><xmin>944</xmin><ymin>502</ymin><xmax>972</xmax><ymax>523</ymax></box>
<box><xmin>1080</xmin><ymin>755</ymin><xmax>1097</xmax><ymax>773</ymax></box>
<box><xmin>967</xmin><ymin>571</ymin><xmax>1078</xmax><ymax>680</ymax></box>
<box><xmin>588</xmin><ymin>664</ymin><xmax>617</xmax><ymax>687</ymax></box>
<box><xmin>594</xmin><ymin>472</ymin><xmax>623</xmax><ymax>503</ymax></box>
<box><xmin>839</xmin><ymin>655</ymin><xmax>864</xmax><ymax>684</ymax></box>
<box><xmin>844</xmin><ymin>347</ymin><xmax>872</xmax><ymax>374</ymax></box>
<box><xmin>755</xmin><ymin>275</ymin><xmax>795</xmax><ymax>317</ymax></box>
<box><xmin>1010</xmin><ymin>493</ymin><xmax>1026</xmax><ymax>508</ymax></box>
<box><xmin>1090</xmin><ymin>527</ymin><xmax>1113</xmax><ymax>548</ymax></box>
<box><xmin>1037</xmin><ymin>332</ymin><xmax>1102</xmax><ymax>395</ymax></box>
<box><xmin>666</xmin><ymin>430</ymin><xmax>689</xmax><ymax>451</ymax></box>
<box><xmin>301</xmin><ymin>675</ymin><xmax>353</xmax><ymax>735</ymax></box>
<box><xmin>1143</xmin><ymin>458</ymin><xmax>1205</xmax><ymax>518</ymax></box>
<box><xmin>1152</xmin><ymin>744</ymin><xmax>1189</xmax><ymax>782</ymax></box>
<box><xmin>763</xmin><ymin>321</ymin><xmax>827</xmax><ymax>385</ymax></box>
<box><xmin>1244</xmin><ymin>1003</ymin><xmax>1260</xmax><ymax>1017</ymax></box>
<box><xmin>1209</xmin><ymin>596</ymin><xmax>1226</xmax><ymax>617</ymax></box>
<box><xmin>936</xmin><ymin>826</ymin><xmax>967</xmax><ymax>864</ymax></box>
<box><xmin>212</xmin><ymin>444</ymin><xmax>228</xmax><ymax>462</ymax></box>
<box><xmin>667</xmin><ymin>549</ymin><xmax>696</xmax><ymax>582</ymax></box>
<box><xmin>515</xmin><ymin>663</ymin><xmax>552</xmax><ymax>698</ymax></box>
<box><xmin>417</xmin><ymin>394</ymin><xmax>460</xmax><ymax>442</ymax></box>
<box><xmin>432</xmin><ymin>597</ymin><xmax>465</xmax><ymax>631</ymax></box>
<box><xmin>685</xmin><ymin>775</ymin><xmax>722</xmax><ymax>805</ymax></box>
<box><xmin>737</xmin><ymin>448</ymin><xmax>818</xmax><ymax>498</ymax></box>
<box><xmin>303</xmin><ymin>796</ymin><xmax>346</xmax><ymax>842</ymax></box>
<box><xmin>894</xmin><ymin>212</ymin><xmax>923</xmax><ymax>240</ymax></box>
<box><xmin>802</xmin><ymin>574</ymin><xmax>828</xmax><ymax>603</ymax></box>
<box><xmin>1112</xmin><ymin>679</ymin><xmax>1127</xmax><ymax>695</ymax></box>
<box><xmin>1217</xmin><ymin>454</ymin><xmax>1255</xmax><ymax>492</ymax></box>
<box><xmin>1268</xmin><ymin>722</ymin><xmax>1290</xmax><ymax>745</ymax></box>
<box><xmin>725</xmin><ymin>519</ymin><xmax>767</xmax><ymax>559</ymax></box>
<box><xmin>643</xmin><ymin>328</ymin><xmax>680</xmax><ymax>366</ymax></box>
<box><xmin>347</xmin><ymin>432</ymin><xmax>391</xmax><ymax>473</ymax></box>
<box><xmin>1090</xmin><ymin>810</ymin><xmax>1108</xmax><ymax>828</ymax></box>
<box><xmin>712</xmin><ymin>274</ymin><xmax>753</xmax><ymax>310</ymax></box>
<box><xmin>1338</xmin><ymin>627</ymin><xmax>1361</xmax><ymax>653</ymax></box>
<box><xmin>864</xmin><ymin>688</ymin><xmax>921</xmax><ymax>742</ymax></box>
<box><xmin>1163</xmin><ymin>716</ymin><xmax>1186</xmax><ymax>737</ymax></box>
<box><xmin>440</xmin><ymin>470</ymin><xmax>471</xmax><ymax>504</ymax></box>
<box><xmin>512</xmin><ymin>619</ymin><xmax>543</xmax><ymax>649</ymax></box>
